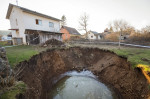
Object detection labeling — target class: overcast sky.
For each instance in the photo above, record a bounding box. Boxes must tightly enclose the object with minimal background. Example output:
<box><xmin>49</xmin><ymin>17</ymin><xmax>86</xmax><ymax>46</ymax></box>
<box><xmin>0</xmin><ymin>0</ymin><xmax>150</xmax><ymax>33</ymax></box>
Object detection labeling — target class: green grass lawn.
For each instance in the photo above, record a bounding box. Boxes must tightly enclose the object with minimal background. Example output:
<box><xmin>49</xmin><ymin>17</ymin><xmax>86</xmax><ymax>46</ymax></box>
<box><xmin>0</xmin><ymin>41</ymin><xmax>11</xmax><ymax>47</ymax></box>
<box><xmin>111</xmin><ymin>47</ymin><xmax>150</xmax><ymax>67</ymax></box>
<box><xmin>74</xmin><ymin>44</ymin><xmax>150</xmax><ymax>67</ymax></box>
<box><xmin>0</xmin><ymin>81</ymin><xmax>26</xmax><ymax>99</ymax></box>
<box><xmin>5</xmin><ymin>45</ymin><xmax>43</xmax><ymax>68</ymax></box>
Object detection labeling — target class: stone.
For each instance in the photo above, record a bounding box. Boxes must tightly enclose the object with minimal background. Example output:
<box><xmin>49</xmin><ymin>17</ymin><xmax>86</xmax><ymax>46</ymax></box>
<box><xmin>0</xmin><ymin>47</ymin><xmax>13</xmax><ymax>89</ymax></box>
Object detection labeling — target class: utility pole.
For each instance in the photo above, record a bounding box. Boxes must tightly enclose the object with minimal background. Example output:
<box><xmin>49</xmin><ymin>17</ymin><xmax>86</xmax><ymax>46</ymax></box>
<box><xmin>119</xmin><ymin>29</ymin><xmax>122</xmax><ymax>49</ymax></box>
<box><xmin>16</xmin><ymin>0</ymin><xmax>18</xmax><ymax>6</ymax></box>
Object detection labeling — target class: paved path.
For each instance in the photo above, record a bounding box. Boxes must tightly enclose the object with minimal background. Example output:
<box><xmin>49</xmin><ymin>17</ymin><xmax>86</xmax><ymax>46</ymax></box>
<box><xmin>1</xmin><ymin>45</ymin><xmax>18</xmax><ymax>48</ymax></box>
<box><xmin>72</xmin><ymin>41</ymin><xmax>150</xmax><ymax>49</ymax></box>
<box><xmin>2</xmin><ymin>42</ymin><xmax>150</xmax><ymax>49</ymax></box>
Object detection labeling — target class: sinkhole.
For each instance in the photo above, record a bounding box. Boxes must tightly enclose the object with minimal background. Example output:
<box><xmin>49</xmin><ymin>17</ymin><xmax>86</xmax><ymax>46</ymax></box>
<box><xmin>15</xmin><ymin>47</ymin><xmax>150</xmax><ymax>99</ymax></box>
<box><xmin>48</xmin><ymin>70</ymin><xmax>119</xmax><ymax>99</ymax></box>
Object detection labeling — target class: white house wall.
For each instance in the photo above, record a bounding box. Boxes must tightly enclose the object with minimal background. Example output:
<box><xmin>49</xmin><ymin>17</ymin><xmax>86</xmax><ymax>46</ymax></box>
<box><xmin>22</xmin><ymin>12</ymin><xmax>60</xmax><ymax>32</ymax></box>
<box><xmin>87</xmin><ymin>32</ymin><xmax>96</xmax><ymax>39</ymax></box>
<box><xmin>9</xmin><ymin>6</ymin><xmax>26</xmax><ymax>43</ymax></box>
<box><xmin>9</xmin><ymin>6</ymin><xmax>60</xmax><ymax>44</ymax></box>
<box><xmin>97</xmin><ymin>35</ymin><xmax>101</xmax><ymax>39</ymax></box>
<box><xmin>87</xmin><ymin>32</ymin><xmax>102</xmax><ymax>40</ymax></box>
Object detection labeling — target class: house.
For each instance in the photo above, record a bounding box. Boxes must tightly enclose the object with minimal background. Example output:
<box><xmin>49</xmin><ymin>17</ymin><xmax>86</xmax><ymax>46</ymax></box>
<box><xmin>60</xmin><ymin>26</ymin><xmax>81</xmax><ymax>41</ymax></box>
<box><xmin>6</xmin><ymin>3</ymin><xmax>62</xmax><ymax>45</ymax></box>
<box><xmin>100</xmin><ymin>28</ymin><xmax>112</xmax><ymax>39</ymax></box>
<box><xmin>0</xmin><ymin>30</ymin><xmax>12</xmax><ymax>41</ymax></box>
<box><xmin>87</xmin><ymin>31</ymin><xmax>102</xmax><ymax>40</ymax></box>
<box><xmin>120</xmin><ymin>35</ymin><xmax>130</xmax><ymax>40</ymax></box>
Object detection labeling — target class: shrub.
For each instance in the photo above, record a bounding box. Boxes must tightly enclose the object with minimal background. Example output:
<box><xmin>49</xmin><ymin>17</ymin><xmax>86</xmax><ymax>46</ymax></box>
<box><xmin>105</xmin><ymin>32</ymin><xmax>119</xmax><ymax>42</ymax></box>
<box><xmin>129</xmin><ymin>32</ymin><xmax>150</xmax><ymax>42</ymax></box>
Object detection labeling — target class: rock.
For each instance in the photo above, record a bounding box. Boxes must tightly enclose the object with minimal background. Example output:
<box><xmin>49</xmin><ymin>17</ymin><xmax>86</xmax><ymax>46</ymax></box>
<box><xmin>0</xmin><ymin>47</ymin><xmax>6</xmax><ymax>52</ymax></box>
<box><xmin>0</xmin><ymin>47</ymin><xmax>13</xmax><ymax>89</ymax></box>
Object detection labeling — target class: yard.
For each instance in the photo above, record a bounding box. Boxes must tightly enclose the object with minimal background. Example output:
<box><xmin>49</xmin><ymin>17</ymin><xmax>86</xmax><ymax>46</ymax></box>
<box><xmin>0</xmin><ymin>41</ymin><xmax>12</xmax><ymax>46</ymax></box>
<box><xmin>112</xmin><ymin>47</ymin><xmax>150</xmax><ymax>67</ymax></box>
<box><xmin>5</xmin><ymin>45</ymin><xmax>46</xmax><ymax>68</ymax></box>
<box><xmin>73</xmin><ymin>44</ymin><xmax>150</xmax><ymax>67</ymax></box>
<box><xmin>5</xmin><ymin>44</ymin><xmax>150</xmax><ymax>69</ymax></box>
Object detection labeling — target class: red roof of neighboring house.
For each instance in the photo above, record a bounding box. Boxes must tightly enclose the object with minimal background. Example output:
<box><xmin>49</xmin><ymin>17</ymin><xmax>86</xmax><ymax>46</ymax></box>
<box><xmin>61</xmin><ymin>26</ymin><xmax>81</xmax><ymax>35</ymax></box>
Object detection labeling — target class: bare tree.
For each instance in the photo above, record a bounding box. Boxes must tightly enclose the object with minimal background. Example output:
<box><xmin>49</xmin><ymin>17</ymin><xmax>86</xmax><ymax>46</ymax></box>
<box><xmin>141</xmin><ymin>25</ymin><xmax>150</xmax><ymax>33</ymax></box>
<box><xmin>113</xmin><ymin>20</ymin><xmax>129</xmax><ymax>32</ymax></box>
<box><xmin>79</xmin><ymin>13</ymin><xmax>89</xmax><ymax>39</ymax></box>
<box><xmin>61</xmin><ymin>15</ymin><xmax>67</xmax><ymax>26</ymax></box>
<box><xmin>108</xmin><ymin>22</ymin><xmax>112</xmax><ymax>31</ymax></box>
<box><xmin>108</xmin><ymin>19</ymin><xmax>131</xmax><ymax>49</ymax></box>
<box><xmin>108</xmin><ymin>19</ymin><xmax>135</xmax><ymax>34</ymax></box>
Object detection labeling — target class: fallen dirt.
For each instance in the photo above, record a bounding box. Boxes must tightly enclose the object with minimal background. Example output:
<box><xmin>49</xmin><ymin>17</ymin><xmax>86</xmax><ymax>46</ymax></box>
<box><xmin>15</xmin><ymin>47</ymin><xmax>150</xmax><ymax>99</ymax></box>
<box><xmin>41</xmin><ymin>39</ymin><xmax>64</xmax><ymax>47</ymax></box>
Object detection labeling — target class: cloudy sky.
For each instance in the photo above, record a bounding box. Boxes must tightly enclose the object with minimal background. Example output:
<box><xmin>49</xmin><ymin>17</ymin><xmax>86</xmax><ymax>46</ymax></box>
<box><xmin>0</xmin><ymin>0</ymin><xmax>150</xmax><ymax>33</ymax></box>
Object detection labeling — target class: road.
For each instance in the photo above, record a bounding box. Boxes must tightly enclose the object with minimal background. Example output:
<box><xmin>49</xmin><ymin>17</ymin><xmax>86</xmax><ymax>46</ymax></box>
<box><xmin>72</xmin><ymin>41</ymin><xmax>150</xmax><ymax>49</ymax></box>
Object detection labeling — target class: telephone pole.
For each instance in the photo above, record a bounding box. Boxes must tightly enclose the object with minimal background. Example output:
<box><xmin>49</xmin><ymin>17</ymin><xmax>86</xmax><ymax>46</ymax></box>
<box><xmin>16</xmin><ymin>0</ymin><xmax>18</xmax><ymax>6</ymax></box>
<box><xmin>119</xmin><ymin>29</ymin><xmax>122</xmax><ymax>49</ymax></box>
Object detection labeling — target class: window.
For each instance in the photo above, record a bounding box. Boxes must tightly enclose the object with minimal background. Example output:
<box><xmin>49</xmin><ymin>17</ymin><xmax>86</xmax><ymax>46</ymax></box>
<box><xmin>35</xmin><ymin>19</ymin><xmax>42</xmax><ymax>25</ymax></box>
<box><xmin>16</xmin><ymin>19</ymin><xmax>18</xmax><ymax>26</ymax></box>
<box><xmin>49</xmin><ymin>22</ymin><xmax>54</xmax><ymax>27</ymax></box>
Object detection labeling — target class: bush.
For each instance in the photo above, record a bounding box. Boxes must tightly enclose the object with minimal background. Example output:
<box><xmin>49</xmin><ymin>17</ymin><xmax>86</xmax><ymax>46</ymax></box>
<box><xmin>105</xmin><ymin>32</ymin><xmax>119</xmax><ymax>42</ymax></box>
<box><xmin>0</xmin><ymin>41</ymin><xmax>12</xmax><ymax>46</ymax></box>
<box><xmin>129</xmin><ymin>32</ymin><xmax>150</xmax><ymax>43</ymax></box>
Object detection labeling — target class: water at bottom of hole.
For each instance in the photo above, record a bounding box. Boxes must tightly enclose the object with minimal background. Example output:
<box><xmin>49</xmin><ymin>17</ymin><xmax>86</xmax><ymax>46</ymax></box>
<box><xmin>48</xmin><ymin>71</ymin><xmax>118</xmax><ymax>99</ymax></box>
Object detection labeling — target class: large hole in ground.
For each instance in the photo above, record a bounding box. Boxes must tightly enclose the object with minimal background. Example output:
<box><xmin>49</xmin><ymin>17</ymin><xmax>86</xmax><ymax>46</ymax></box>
<box><xmin>48</xmin><ymin>70</ymin><xmax>120</xmax><ymax>99</ymax></box>
<box><xmin>15</xmin><ymin>47</ymin><xmax>150</xmax><ymax>99</ymax></box>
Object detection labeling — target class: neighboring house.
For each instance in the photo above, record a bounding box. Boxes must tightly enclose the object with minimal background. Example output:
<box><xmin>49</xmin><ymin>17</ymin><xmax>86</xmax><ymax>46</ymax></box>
<box><xmin>87</xmin><ymin>31</ymin><xmax>102</xmax><ymax>40</ymax></box>
<box><xmin>101</xmin><ymin>28</ymin><xmax>130</xmax><ymax>40</ymax></box>
<box><xmin>100</xmin><ymin>28</ymin><xmax>112</xmax><ymax>39</ymax></box>
<box><xmin>0</xmin><ymin>30</ymin><xmax>12</xmax><ymax>41</ymax></box>
<box><xmin>80</xmin><ymin>34</ymin><xmax>86</xmax><ymax>39</ymax></box>
<box><xmin>60</xmin><ymin>26</ymin><xmax>81</xmax><ymax>41</ymax></box>
<box><xmin>120</xmin><ymin>35</ymin><xmax>130</xmax><ymax>40</ymax></box>
<box><xmin>6</xmin><ymin>3</ymin><xmax>62</xmax><ymax>45</ymax></box>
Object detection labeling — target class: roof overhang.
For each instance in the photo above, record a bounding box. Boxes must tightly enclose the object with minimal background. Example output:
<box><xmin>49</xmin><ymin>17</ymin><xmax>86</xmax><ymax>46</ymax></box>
<box><xmin>22</xmin><ymin>9</ymin><xmax>61</xmax><ymax>21</ymax></box>
<box><xmin>6</xmin><ymin>4</ymin><xmax>14</xmax><ymax>19</ymax></box>
<box><xmin>9</xmin><ymin>29</ymin><xmax>19</xmax><ymax>31</ymax></box>
<box><xmin>6</xmin><ymin>3</ymin><xmax>61</xmax><ymax>21</ymax></box>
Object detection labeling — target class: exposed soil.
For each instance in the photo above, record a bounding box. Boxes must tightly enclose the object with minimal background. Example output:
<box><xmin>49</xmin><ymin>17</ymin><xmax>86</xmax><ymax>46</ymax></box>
<box><xmin>15</xmin><ymin>47</ymin><xmax>150</xmax><ymax>99</ymax></box>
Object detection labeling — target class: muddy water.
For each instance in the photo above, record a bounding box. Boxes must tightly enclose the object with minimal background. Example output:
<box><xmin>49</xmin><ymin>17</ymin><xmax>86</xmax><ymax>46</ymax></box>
<box><xmin>49</xmin><ymin>71</ymin><xmax>118</xmax><ymax>99</ymax></box>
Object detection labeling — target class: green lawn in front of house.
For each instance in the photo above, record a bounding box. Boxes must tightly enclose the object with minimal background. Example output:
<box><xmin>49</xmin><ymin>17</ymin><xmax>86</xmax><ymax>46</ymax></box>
<box><xmin>5</xmin><ymin>45</ymin><xmax>41</xmax><ymax>68</ymax></box>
